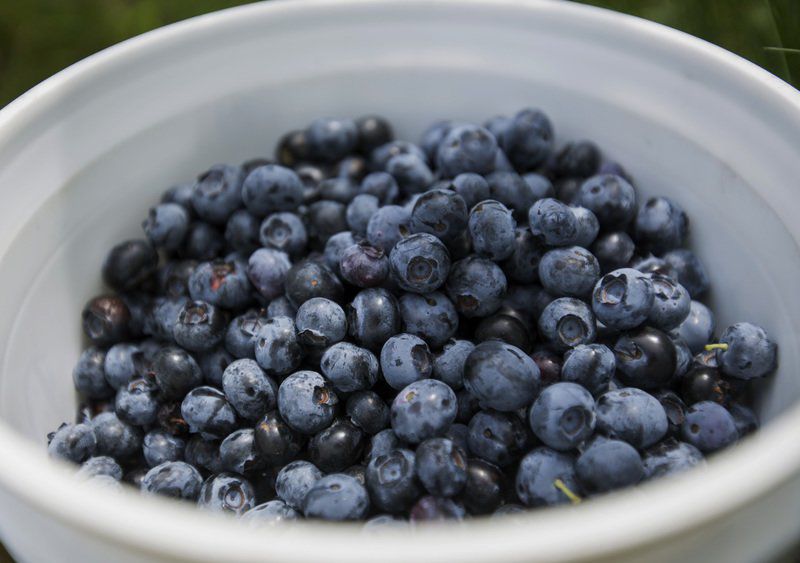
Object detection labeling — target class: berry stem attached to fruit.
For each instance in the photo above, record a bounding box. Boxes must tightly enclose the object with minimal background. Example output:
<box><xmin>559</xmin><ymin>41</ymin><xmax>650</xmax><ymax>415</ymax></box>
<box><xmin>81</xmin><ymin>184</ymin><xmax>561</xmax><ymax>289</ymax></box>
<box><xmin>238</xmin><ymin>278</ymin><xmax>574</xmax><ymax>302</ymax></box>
<box><xmin>553</xmin><ymin>479</ymin><xmax>582</xmax><ymax>504</ymax></box>
<box><xmin>704</xmin><ymin>343</ymin><xmax>729</xmax><ymax>351</ymax></box>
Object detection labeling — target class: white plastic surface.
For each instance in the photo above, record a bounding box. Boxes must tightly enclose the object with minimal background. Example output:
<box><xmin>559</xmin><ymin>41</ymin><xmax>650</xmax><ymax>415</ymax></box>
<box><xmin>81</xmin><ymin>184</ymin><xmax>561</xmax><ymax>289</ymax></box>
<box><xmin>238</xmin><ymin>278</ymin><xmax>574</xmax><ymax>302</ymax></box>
<box><xmin>0</xmin><ymin>1</ymin><xmax>800</xmax><ymax>562</ymax></box>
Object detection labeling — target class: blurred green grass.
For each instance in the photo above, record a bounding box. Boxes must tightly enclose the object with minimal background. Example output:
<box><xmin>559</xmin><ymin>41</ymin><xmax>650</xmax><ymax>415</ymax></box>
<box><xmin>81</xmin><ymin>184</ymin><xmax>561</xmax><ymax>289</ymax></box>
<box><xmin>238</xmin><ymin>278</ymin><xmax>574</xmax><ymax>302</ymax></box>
<box><xmin>0</xmin><ymin>0</ymin><xmax>797</xmax><ymax>108</ymax></box>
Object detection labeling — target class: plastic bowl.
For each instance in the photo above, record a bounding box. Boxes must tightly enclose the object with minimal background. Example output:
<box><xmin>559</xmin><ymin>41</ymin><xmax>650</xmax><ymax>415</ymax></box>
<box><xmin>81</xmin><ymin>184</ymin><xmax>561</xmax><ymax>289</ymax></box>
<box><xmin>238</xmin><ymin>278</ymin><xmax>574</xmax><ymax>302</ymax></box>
<box><xmin>1</xmin><ymin>1</ymin><xmax>800</xmax><ymax>561</ymax></box>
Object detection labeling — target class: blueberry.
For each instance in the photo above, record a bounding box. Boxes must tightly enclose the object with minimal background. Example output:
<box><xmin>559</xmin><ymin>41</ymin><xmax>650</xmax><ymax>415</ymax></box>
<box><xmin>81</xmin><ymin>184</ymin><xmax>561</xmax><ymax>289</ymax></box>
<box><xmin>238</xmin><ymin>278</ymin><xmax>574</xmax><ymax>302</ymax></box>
<box><xmin>320</xmin><ymin>342</ymin><xmax>379</xmax><ymax>393</ymax></box>
<box><xmin>191</xmin><ymin>164</ymin><xmax>244</xmax><ymax>224</ymax></box>
<box><xmin>456</xmin><ymin>389</ymin><xmax>481</xmax><ymax>424</ymax></box>
<box><xmin>729</xmin><ymin>403</ymin><xmax>759</xmax><ymax>437</ymax></box>
<box><xmin>224</xmin><ymin>309</ymin><xmax>267</xmax><ymax>359</ymax></box>
<box><xmin>380</xmin><ymin>334</ymin><xmax>433</xmax><ymax>390</ymax></box>
<box><xmin>224</xmin><ymin>209</ymin><xmax>261</xmax><ymax>255</ymax></box>
<box><xmin>673</xmin><ymin>300</ymin><xmax>715</xmax><ymax>354</ymax></box>
<box><xmin>319</xmin><ymin>177</ymin><xmax>359</xmax><ymax>204</ymax></box>
<box><xmin>476</xmin><ymin>312</ymin><xmax>534</xmax><ymax>352</ymax></box>
<box><xmin>199</xmin><ymin>473</ymin><xmax>257</xmax><ymax>515</ymax></box>
<box><xmin>632</xmin><ymin>255</ymin><xmax>679</xmax><ymax>280</ymax></box>
<box><xmin>521</xmin><ymin>172</ymin><xmax>555</xmax><ymax>199</ymax></box>
<box><xmin>366</xmin><ymin>204</ymin><xmax>411</xmax><ymax>253</ymax></box>
<box><xmin>307</xmin><ymin>200</ymin><xmax>348</xmax><ymax>244</ymax></box>
<box><xmin>284</xmin><ymin>260</ymin><xmax>344</xmax><ymax>308</ymax></box>
<box><xmin>275</xmin><ymin>460</ymin><xmax>323</xmax><ymax>509</ymax></box>
<box><xmin>409</xmin><ymin>496</ymin><xmax>466</xmax><ymax>521</ymax></box>
<box><xmin>554</xmin><ymin>141</ymin><xmax>601</xmax><ymax>178</ymax></box>
<box><xmin>77</xmin><ymin>456</ymin><xmax>123</xmax><ymax>481</ymax></box>
<box><xmin>681</xmin><ymin>401</ymin><xmax>738</xmax><ymax>453</ymax></box>
<box><xmin>197</xmin><ymin>346</ymin><xmax>233</xmax><ymax>388</ymax></box>
<box><xmin>538</xmin><ymin>297</ymin><xmax>596</xmax><ymax>351</ymax></box>
<box><xmin>516</xmin><ymin>448</ymin><xmax>582</xmax><ymax>507</ymax></box>
<box><xmin>592</xmin><ymin>231</ymin><xmax>636</xmax><ymax>273</ymax></box>
<box><xmin>467</xmin><ymin>410</ymin><xmax>529</xmax><ymax>467</ymax></box>
<box><xmin>242</xmin><ymin>165</ymin><xmax>304</xmax><ymax>216</ymax></box>
<box><xmin>47</xmin><ymin>423</ymin><xmax>96</xmax><ymax>463</ymax></box>
<box><xmin>372</xmin><ymin>141</ymin><xmax>430</xmax><ymax>173</ymax></box>
<box><xmin>366</xmin><ymin>448</ymin><xmax>421</xmax><ymax>513</ymax></box>
<box><xmin>152</xmin><ymin>346</ymin><xmax>203</xmax><ymax>400</ymax></box>
<box><xmin>103</xmin><ymin>343</ymin><xmax>142</xmax><ymax>390</ymax></box>
<box><xmin>529</xmin><ymin>382</ymin><xmax>596</xmax><ymax>451</ymax></box>
<box><xmin>115</xmin><ymin>377</ymin><xmax>159</xmax><ymax>426</ymax></box>
<box><xmin>143</xmin><ymin>429</ymin><xmax>186</xmax><ymax>468</ymax></box>
<box><xmin>356</xmin><ymin>115</ymin><xmax>394</xmax><ymax>155</ymax></box>
<box><xmin>254</xmin><ymin>410</ymin><xmax>305</xmax><ymax>466</ymax></box>
<box><xmin>409</xmin><ymin>189</ymin><xmax>469</xmax><ymax>248</ymax></box>
<box><xmin>572</xmin><ymin>206</ymin><xmax>600</xmax><ymax>248</ymax></box>
<box><xmin>437</xmin><ymin>124</ymin><xmax>498</xmax><ymax>177</ymax></box>
<box><xmin>142</xmin><ymin>461</ymin><xmax>203</xmax><ymax>500</ymax></box>
<box><xmin>220</xmin><ymin>428</ymin><xmax>264</xmax><ymax>475</ymax></box>
<box><xmin>634</xmin><ymin>197</ymin><xmax>688</xmax><ymax>253</ymax></box>
<box><xmin>322</xmin><ymin>231</ymin><xmax>357</xmax><ymax>275</ymax></box>
<box><xmin>502</xmin><ymin>228</ymin><xmax>547</xmax><ymax>284</ymax></box>
<box><xmin>142</xmin><ymin>203</ymin><xmax>190</xmax><ymax>251</ymax></box>
<box><xmin>661</xmin><ymin>249</ymin><xmax>710</xmax><ymax>298</ymax></box>
<box><xmin>162</xmin><ymin>182</ymin><xmax>195</xmax><ymax>211</ymax></box>
<box><xmin>221</xmin><ymin>359</ymin><xmax>277</xmax><ymax>421</ymax></box>
<box><xmin>398</xmin><ymin>291</ymin><xmax>458</xmax><ymax>349</ymax></box>
<box><xmin>654</xmin><ymin>390</ymin><xmax>688</xmax><ymax>437</ymax></box>
<box><xmin>275</xmin><ymin>129</ymin><xmax>311</xmax><ymax>167</ymax></box>
<box><xmin>468</xmin><ymin>200</ymin><xmax>516</xmax><ymax>261</ymax></box>
<box><xmin>716</xmin><ymin>322</ymin><xmax>777</xmax><ymax>380</ymax></box>
<box><xmin>278</xmin><ymin>371</ymin><xmax>338</xmax><ymax>435</ymax></box>
<box><xmin>157</xmin><ymin>260</ymin><xmax>197</xmax><ymax>298</ymax></box>
<box><xmin>576</xmin><ymin>437</ymin><xmax>644</xmax><ymax>494</ymax></box>
<box><xmin>642</xmin><ymin>439</ymin><xmax>704</xmax><ymax>479</ymax></box>
<box><xmin>446</xmin><ymin>256</ymin><xmax>507</xmax><ymax>318</ymax></box>
<box><xmin>391</xmin><ymin>379</ymin><xmax>456</xmax><ymax>444</ymax></box>
<box><xmin>309</xmin><ymin>418</ymin><xmax>365</xmax><ymax>472</ymax></box>
<box><xmin>528</xmin><ymin>198</ymin><xmax>579</xmax><ymax>246</ymax></box>
<box><xmin>538</xmin><ymin>246</ymin><xmax>600</xmax><ymax>298</ymax></box>
<box><xmin>180</xmin><ymin>222</ymin><xmax>225</xmax><ymax>261</ymax></box>
<box><xmin>500</xmin><ymin>108</ymin><xmax>554</xmax><ymax>170</ymax></box>
<box><xmin>386</xmin><ymin>153</ymin><xmax>434</xmax><ymax>195</ymax></box>
<box><xmin>173</xmin><ymin>300</ymin><xmax>226</xmax><ymax>353</ymax></box>
<box><xmin>266</xmin><ymin>296</ymin><xmax>296</xmax><ymax>319</ymax></box>
<box><xmin>247</xmin><ymin>248</ymin><xmax>291</xmax><ymax>301</ymax></box>
<box><xmin>303</xmin><ymin>473</ymin><xmax>369</xmax><ymax>521</ymax></box>
<box><xmin>73</xmin><ymin>347</ymin><xmax>113</xmax><ymax>400</ymax></box>
<box><xmin>347</xmin><ymin>391</ymin><xmax>390</xmax><ymax>434</ymax></box>
<box><xmin>360</xmin><ymin>171</ymin><xmax>399</xmax><ymax>205</ymax></box>
<box><xmin>591</xmin><ymin>268</ymin><xmax>654</xmax><ymax>331</ymax></box>
<box><xmin>339</xmin><ymin>242</ymin><xmax>390</xmax><ymax>288</ymax></box>
<box><xmin>463</xmin><ymin>341</ymin><xmax>540</xmax><ymax>411</ymax></box>
<box><xmin>483</xmin><ymin>115</ymin><xmax>510</xmax><ymax>141</ymax></box>
<box><xmin>180</xmin><ymin>386</ymin><xmax>237</xmax><ymax>439</ymax></box>
<box><xmin>574</xmin><ymin>174</ymin><xmax>636</xmax><ymax>229</ymax></box>
<box><xmin>347</xmin><ymin>288</ymin><xmax>402</xmax><ymax>351</ymax></box>
<box><xmin>143</xmin><ymin>296</ymin><xmax>182</xmax><ymax>342</ymax></box>
<box><xmin>367</xmin><ymin>429</ymin><xmax>403</xmax><ymax>462</ymax></box>
<box><xmin>420</xmin><ymin>120</ymin><xmax>458</xmax><ymax>163</ymax></box>
<box><xmin>415</xmin><ymin>438</ymin><xmax>468</xmax><ymax>497</ymax></box>
<box><xmin>155</xmin><ymin>401</ymin><xmax>190</xmax><ymax>438</ymax></box>
<box><xmin>91</xmin><ymin>412</ymin><xmax>142</xmax><ymax>461</ymax></box>
<box><xmin>596</xmin><ymin>388</ymin><xmax>668</xmax><ymax>449</ymax></box>
<box><xmin>243</xmin><ymin>500</ymin><xmax>300</xmax><ymax>525</ymax></box>
<box><xmin>432</xmin><ymin>339</ymin><xmax>475</xmax><ymax>391</ymax></box>
<box><xmin>185</xmin><ymin>435</ymin><xmax>224</xmax><ymax>474</ymax></box>
<box><xmin>452</xmin><ymin>173</ymin><xmax>491</xmax><ymax>209</ymax></box>
<box><xmin>389</xmin><ymin>233</ymin><xmax>451</xmax><ymax>294</ymax></box>
<box><xmin>680</xmin><ymin>366</ymin><xmax>731</xmax><ymax>405</ymax></box>
<box><xmin>295</xmin><ymin>297</ymin><xmax>347</xmax><ymax>349</ymax></box>
<box><xmin>614</xmin><ymin>327</ymin><xmax>677</xmax><ymax>390</ymax></box>
<box><xmin>308</xmin><ymin>117</ymin><xmax>358</xmax><ymax>162</ymax></box>
<box><xmin>346</xmin><ymin>194</ymin><xmax>380</xmax><ymax>237</ymax></box>
<box><xmin>456</xmin><ymin>458</ymin><xmax>505</xmax><ymax>514</ymax></box>
<box><xmin>102</xmin><ymin>239</ymin><xmax>158</xmax><ymax>292</ymax></box>
<box><xmin>82</xmin><ymin>295</ymin><xmax>131</xmax><ymax>346</ymax></box>
<box><xmin>647</xmin><ymin>275</ymin><xmax>691</xmax><ymax>331</ymax></box>
<box><xmin>258</xmin><ymin>212</ymin><xmax>307</xmax><ymax>257</ymax></box>
<box><xmin>561</xmin><ymin>344</ymin><xmax>615</xmax><ymax>395</ymax></box>
<box><xmin>486</xmin><ymin>171</ymin><xmax>539</xmax><ymax>219</ymax></box>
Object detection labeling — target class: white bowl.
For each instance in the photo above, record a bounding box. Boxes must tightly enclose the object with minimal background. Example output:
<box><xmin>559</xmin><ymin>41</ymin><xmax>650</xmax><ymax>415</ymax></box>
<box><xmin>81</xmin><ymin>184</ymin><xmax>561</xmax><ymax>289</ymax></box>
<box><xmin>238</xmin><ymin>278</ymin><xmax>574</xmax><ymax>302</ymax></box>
<box><xmin>1</xmin><ymin>0</ymin><xmax>800</xmax><ymax>561</ymax></box>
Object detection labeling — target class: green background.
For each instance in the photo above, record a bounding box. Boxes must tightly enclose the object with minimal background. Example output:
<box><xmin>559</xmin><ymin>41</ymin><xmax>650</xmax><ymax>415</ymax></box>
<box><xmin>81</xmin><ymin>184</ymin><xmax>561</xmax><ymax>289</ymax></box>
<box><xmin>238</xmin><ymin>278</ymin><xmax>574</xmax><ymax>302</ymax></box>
<box><xmin>0</xmin><ymin>0</ymin><xmax>797</xmax><ymax>562</ymax></box>
<box><xmin>0</xmin><ymin>0</ymin><xmax>798</xmax><ymax>109</ymax></box>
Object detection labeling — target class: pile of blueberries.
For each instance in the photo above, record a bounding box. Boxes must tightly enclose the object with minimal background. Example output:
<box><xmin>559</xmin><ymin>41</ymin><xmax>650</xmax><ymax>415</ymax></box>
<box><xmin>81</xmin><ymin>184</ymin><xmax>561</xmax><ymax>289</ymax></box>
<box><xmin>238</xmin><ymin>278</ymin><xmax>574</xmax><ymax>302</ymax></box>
<box><xmin>47</xmin><ymin>109</ymin><xmax>777</xmax><ymax>526</ymax></box>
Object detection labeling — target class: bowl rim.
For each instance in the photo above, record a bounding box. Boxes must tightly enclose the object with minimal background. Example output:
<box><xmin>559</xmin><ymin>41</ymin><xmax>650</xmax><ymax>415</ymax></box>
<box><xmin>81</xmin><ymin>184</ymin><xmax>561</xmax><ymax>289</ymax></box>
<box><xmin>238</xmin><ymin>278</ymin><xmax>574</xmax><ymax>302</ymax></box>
<box><xmin>1</xmin><ymin>0</ymin><xmax>800</xmax><ymax>561</ymax></box>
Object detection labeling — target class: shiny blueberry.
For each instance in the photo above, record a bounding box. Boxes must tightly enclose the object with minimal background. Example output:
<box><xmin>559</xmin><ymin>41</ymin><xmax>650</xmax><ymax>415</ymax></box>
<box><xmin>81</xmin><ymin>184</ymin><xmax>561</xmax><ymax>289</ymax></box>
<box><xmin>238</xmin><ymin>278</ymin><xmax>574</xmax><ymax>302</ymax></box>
<box><xmin>467</xmin><ymin>410</ymin><xmax>529</xmax><ymax>467</ymax></box>
<box><xmin>277</xmin><ymin>371</ymin><xmax>338</xmax><ymax>435</ymax></box>
<box><xmin>180</xmin><ymin>386</ymin><xmax>237</xmax><ymax>439</ymax></box>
